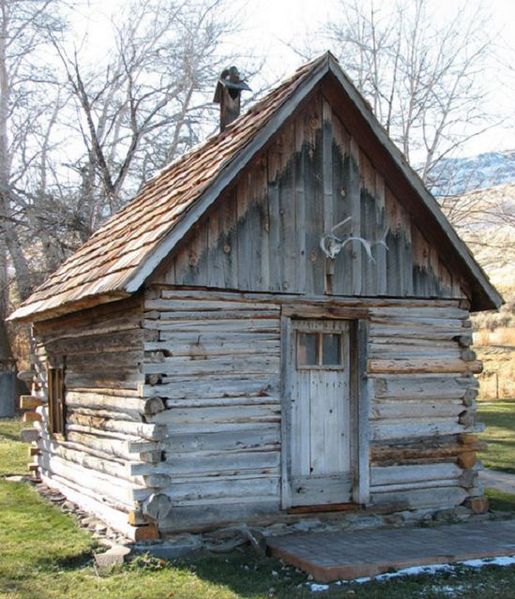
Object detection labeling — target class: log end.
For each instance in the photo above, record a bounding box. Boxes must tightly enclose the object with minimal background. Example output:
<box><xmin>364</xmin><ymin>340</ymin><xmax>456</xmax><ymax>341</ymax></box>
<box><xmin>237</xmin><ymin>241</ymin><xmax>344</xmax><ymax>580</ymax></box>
<box><xmin>133</xmin><ymin>522</ymin><xmax>159</xmax><ymax>542</ymax></box>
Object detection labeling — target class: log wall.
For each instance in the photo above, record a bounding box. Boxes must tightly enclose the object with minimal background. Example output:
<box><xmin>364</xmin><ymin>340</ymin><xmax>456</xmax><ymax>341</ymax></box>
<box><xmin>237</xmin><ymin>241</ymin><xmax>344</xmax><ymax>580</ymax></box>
<box><xmin>141</xmin><ymin>287</ymin><xmax>483</xmax><ymax>531</ymax></box>
<box><xmin>29</xmin><ymin>297</ymin><xmax>166</xmax><ymax>540</ymax></box>
<box><xmin>142</xmin><ymin>288</ymin><xmax>282</xmax><ymax>531</ymax></box>
<box><xmin>25</xmin><ymin>287</ymin><xmax>484</xmax><ymax>534</ymax></box>
<box><xmin>366</xmin><ymin>303</ymin><xmax>483</xmax><ymax>510</ymax></box>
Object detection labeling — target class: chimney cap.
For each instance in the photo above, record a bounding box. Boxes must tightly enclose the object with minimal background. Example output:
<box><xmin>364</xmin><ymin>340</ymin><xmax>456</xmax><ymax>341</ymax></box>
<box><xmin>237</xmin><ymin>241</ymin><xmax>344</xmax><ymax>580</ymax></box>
<box><xmin>213</xmin><ymin>66</ymin><xmax>251</xmax><ymax>103</ymax></box>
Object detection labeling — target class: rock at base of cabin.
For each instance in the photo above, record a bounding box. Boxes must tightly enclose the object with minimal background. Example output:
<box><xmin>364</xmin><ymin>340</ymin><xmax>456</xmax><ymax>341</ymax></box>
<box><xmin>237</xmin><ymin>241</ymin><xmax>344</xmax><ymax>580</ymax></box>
<box><xmin>94</xmin><ymin>545</ymin><xmax>132</xmax><ymax>570</ymax></box>
<box><xmin>136</xmin><ymin>534</ymin><xmax>203</xmax><ymax>559</ymax></box>
<box><xmin>342</xmin><ymin>514</ymin><xmax>384</xmax><ymax>530</ymax></box>
<box><xmin>291</xmin><ymin>519</ymin><xmax>323</xmax><ymax>532</ymax></box>
<box><xmin>203</xmin><ymin>525</ymin><xmax>255</xmax><ymax>553</ymax></box>
<box><xmin>432</xmin><ymin>506</ymin><xmax>471</xmax><ymax>524</ymax></box>
<box><xmin>465</xmin><ymin>496</ymin><xmax>489</xmax><ymax>514</ymax></box>
<box><xmin>4</xmin><ymin>475</ymin><xmax>25</xmax><ymax>483</ymax></box>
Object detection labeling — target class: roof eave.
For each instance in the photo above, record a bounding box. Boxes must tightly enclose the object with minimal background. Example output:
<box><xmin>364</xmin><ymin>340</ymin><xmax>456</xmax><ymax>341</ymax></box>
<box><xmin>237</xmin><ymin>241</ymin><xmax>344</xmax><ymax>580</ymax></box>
<box><xmin>8</xmin><ymin>290</ymin><xmax>131</xmax><ymax>323</ymax></box>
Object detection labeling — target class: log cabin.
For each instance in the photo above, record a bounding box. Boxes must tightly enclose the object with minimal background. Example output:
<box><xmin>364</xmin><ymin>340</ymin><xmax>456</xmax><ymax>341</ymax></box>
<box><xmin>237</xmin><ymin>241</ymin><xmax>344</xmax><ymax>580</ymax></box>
<box><xmin>10</xmin><ymin>53</ymin><xmax>502</xmax><ymax>541</ymax></box>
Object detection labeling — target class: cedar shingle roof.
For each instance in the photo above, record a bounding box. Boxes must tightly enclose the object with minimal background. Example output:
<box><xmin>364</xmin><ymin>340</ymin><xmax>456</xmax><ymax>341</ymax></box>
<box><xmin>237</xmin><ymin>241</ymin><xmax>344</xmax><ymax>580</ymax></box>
<box><xmin>11</xmin><ymin>55</ymin><xmax>326</xmax><ymax>321</ymax></box>
<box><xmin>11</xmin><ymin>52</ymin><xmax>501</xmax><ymax>320</ymax></box>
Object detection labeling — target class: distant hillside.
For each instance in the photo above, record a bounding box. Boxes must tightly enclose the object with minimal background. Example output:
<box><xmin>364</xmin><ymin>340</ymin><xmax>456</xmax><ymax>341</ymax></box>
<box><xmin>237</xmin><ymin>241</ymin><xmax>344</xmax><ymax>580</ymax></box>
<box><xmin>430</xmin><ymin>149</ymin><xmax>515</xmax><ymax>196</ymax></box>
<box><xmin>441</xmin><ymin>183</ymin><xmax>515</xmax><ymax>288</ymax></box>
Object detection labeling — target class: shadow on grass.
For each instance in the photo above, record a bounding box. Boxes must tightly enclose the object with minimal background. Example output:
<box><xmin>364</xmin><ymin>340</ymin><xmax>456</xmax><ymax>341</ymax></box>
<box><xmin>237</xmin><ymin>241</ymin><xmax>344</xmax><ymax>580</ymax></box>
<box><xmin>0</xmin><ymin>417</ymin><xmax>24</xmax><ymax>443</ymax></box>
<box><xmin>486</xmin><ymin>488</ymin><xmax>515</xmax><ymax>513</ymax></box>
<box><xmin>170</xmin><ymin>549</ymin><xmax>308</xmax><ymax>598</ymax></box>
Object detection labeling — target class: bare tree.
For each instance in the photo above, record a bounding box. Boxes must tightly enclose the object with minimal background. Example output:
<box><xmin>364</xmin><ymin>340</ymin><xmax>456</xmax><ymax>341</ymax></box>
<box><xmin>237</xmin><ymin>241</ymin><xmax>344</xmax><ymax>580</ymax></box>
<box><xmin>54</xmin><ymin>0</ymin><xmax>248</xmax><ymax>234</ymax></box>
<box><xmin>302</xmin><ymin>0</ymin><xmax>494</xmax><ymax>193</ymax></box>
<box><xmin>0</xmin><ymin>0</ymin><xmax>67</xmax><ymax>365</ymax></box>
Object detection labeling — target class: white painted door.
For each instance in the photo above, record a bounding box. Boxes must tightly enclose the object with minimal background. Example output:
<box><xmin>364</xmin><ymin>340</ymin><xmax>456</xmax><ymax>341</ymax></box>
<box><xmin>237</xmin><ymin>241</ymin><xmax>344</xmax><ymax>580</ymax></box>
<box><xmin>288</xmin><ymin>320</ymin><xmax>351</xmax><ymax>506</ymax></box>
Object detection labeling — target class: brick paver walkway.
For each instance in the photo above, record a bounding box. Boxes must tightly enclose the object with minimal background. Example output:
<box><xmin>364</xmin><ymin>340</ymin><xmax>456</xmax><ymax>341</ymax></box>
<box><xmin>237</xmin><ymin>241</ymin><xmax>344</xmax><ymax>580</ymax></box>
<box><xmin>267</xmin><ymin>519</ymin><xmax>515</xmax><ymax>582</ymax></box>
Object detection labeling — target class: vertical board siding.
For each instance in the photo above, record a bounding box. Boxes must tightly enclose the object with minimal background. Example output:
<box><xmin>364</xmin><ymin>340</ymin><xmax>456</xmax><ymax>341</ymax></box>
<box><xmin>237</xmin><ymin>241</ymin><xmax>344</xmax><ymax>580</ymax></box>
<box><xmin>154</xmin><ymin>91</ymin><xmax>466</xmax><ymax>302</ymax></box>
<box><xmin>142</xmin><ymin>289</ymin><xmax>282</xmax><ymax>528</ymax></box>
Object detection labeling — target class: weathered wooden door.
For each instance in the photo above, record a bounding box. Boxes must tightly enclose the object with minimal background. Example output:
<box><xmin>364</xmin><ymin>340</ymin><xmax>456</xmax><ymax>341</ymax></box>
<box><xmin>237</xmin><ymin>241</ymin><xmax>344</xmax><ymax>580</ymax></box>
<box><xmin>287</xmin><ymin>319</ymin><xmax>352</xmax><ymax>507</ymax></box>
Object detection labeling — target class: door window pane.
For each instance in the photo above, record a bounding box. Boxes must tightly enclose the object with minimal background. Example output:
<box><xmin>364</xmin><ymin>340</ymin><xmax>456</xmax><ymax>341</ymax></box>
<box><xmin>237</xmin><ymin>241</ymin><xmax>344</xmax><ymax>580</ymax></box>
<box><xmin>297</xmin><ymin>333</ymin><xmax>318</xmax><ymax>366</ymax></box>
<box><xmin>322</xmin><ymin>333</ymin><xmax>342</xmax><ymax>366</ymax></box>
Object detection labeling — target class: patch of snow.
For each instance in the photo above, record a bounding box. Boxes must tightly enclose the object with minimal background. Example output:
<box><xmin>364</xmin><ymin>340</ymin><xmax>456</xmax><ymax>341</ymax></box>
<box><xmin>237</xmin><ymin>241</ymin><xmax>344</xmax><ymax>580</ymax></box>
<box><xmin>307</xmin><ymin>583</ymin><xmax>329</xmax><ymax>592</ymax></box>
<box><xmin>309</xmin><ymin>554</ymin><xmax>515</xmax><ymax>590</ymax></box>
<box><xmin>461</xmin><ymin>555</ymin><xmax>515</xmax><ymax>568</ymax></box>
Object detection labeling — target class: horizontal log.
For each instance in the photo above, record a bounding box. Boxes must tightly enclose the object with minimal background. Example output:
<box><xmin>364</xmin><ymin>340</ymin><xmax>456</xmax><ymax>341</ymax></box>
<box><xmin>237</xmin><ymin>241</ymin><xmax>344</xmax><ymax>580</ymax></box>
<box><xmin>160</xmin><ymin>476</ymin><xmax>281</xmax><ymax>507</ymax></box>
<box><xmin>148</xmin><ymin>405</ymin><xmax>281</xmax><ymax>426</ymax></box>
<box><xmin>146</xmin><ymin>319</ymin><xmax>279</xmax><ymax>333</ymax></box>
<box><xmin>144</xmin><ymin>340</ymin><xmax>280</xmax><ymax>357</ymax></box>
<box><xmin>39</xmin><ymin>439</ymin><xmax>142</xmax><ymax>484</ymax></box>
<box><xmin>37</xmin><ymin>453</ymin><xmax>151</xmax><ymax>505</ymax></box>
<box><xmin>371</xmin><ymin>478</ymin><xmax>462</xmax><ymax>493</ymax></box>
<box><xmin>156</xmin><ymin>288</ymin><xmax>460</xmax><ymax>308</ymax></box>
<box><xmin>145</xmin><ymin>298</ymin><xmax>279</xmax><ymax>311</ymax></box>
<box><xmin>17</xmin><ymin>370</ymin><xmax>36</xmax><ymax>382</ymax></box>
<box><xmin>145</xmin><ymin>309</ymin><xmax>280</xmax><ymax>321</ymax></box>
<box><xmin>142</xmin><ymin>377</ymin><xmax>278</xmax><ymax>400</ymax></box>
<box><xmin>371</xmin><ymin>419</ymin><xmax>467</xmax><ymax>441</ymax></box>
<box><xmin>162</xmin><ymin>426</ymin><xmax>280</xmax><ymax>454</ymax></box>
<box><xmin>65</xmin><ymin>372</ymin><xmax>143</xmax><ymax>390</ymax></box>
<box><xmin>66</xmin><ymin>413</ymin><xmax>166</xmax><ymax>441</ymax></box>
<box><xmin>65</xmin><ymin>431</ymin><xmax>139</xmax><ymax>461</ymax></box>
<box><xmin>370</xmin><ymin>400</ymin><xmax>463</xmax><ymax>420</ymax></box>
<box><xmin>370</xmin><ymin>317</ymin><xmax>464</xmax><ymax>328</ymax></box>
<box><xmin>22</xmin><ymin>412</ymin><xmax>42</xmax><ymax>423</ymax></box>
<box><xmin>368</xmin><ymin>307</ymin><xmax>469</xmax><ymax>320</ymax></box>
<box><xmin>158</xmin><ymin>499</ymin><xmax>280</xmax><ymax>533</ymax></box>
<box><xmin>141</xmin><ymin>355</ymin><xmax>280</xmax><ymax>376</ymax></box>
<box><xmin>19</xmin><ymin>395</ymin><xmax>44</xmax><ymax>410</ymax></box>
<box><xmin>369</xmin><ymin>347</ymin><xmax>461</xmax><ymax>360</ymax></box>
<box><xmin>369</xmin><ymin>359</ymin><xmax>483</xmax><ymax>375</ymax></box>
<box><xmin>162</xmin><ymin>449</ymin><xmax>280</xmax><ymax>476</ymax></box>
<box><xmin>66</xmin><ymin>406</ymin><xmax>143</xmax><ymax>423</ymax></box>
<box><xmin>20</xmin><ymin>428</ymin><xmax>40</xmax><ymax>443</ymax></box>
<box><xmin>40</xmin><ymin>330</ymin><xmax>144</xmax><ymax>357</ymax></box>
<box><xmin>371</xmin><ymin>486</ymin><xmax>468</xmax><ymax>510</ymax></box>
<box><xmin>39</xmin><ymin>472</ymin><xmax>144</xmax><ymax>539</ymax></box>
<box><xmin>371</xmin><ymin>440</ymin><xmax>486</xmax><ymax>464</ymax></box>
<box><xmin>371</xmin><ymin>463</ymin><xmax>461</xmax><ymax>486</ymax></box>
<box><xmin>372</xmin><ymin>375</ymin><xmax>468</xmax><ymax>400</ymax></box>
<box><xmin>164</xmin><ymin>396</ymin><xmax>281</xmax><ymax>409</ymax></box>
<box><xmin>370</xmin><ymin>325</ymin><xmax>465</xmax><ymax>340</ymax></box>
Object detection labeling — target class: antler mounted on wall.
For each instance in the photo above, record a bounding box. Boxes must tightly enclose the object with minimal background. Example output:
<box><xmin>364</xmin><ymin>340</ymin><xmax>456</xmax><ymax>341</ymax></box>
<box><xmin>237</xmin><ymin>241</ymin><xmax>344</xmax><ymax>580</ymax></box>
<box><xmin>320</xmin><ymin>217</ymin><xmax>389</xmax><ymax>262</ymax></box>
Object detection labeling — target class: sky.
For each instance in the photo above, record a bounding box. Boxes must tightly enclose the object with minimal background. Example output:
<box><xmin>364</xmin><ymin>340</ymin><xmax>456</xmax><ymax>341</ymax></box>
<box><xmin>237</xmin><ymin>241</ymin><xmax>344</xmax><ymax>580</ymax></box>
<box><xmin>72</xmin><ymin>0</ymin><xmax>515</xmax><ymax>158</ymax></box>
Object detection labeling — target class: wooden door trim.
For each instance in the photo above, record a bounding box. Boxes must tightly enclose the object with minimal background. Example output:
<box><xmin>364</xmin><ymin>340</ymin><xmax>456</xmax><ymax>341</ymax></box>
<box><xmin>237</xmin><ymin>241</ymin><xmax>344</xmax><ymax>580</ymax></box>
<box><xmin>280</xmin><ymin>313</ymin><xmax>370</xmax><ymax>510</ymax></box>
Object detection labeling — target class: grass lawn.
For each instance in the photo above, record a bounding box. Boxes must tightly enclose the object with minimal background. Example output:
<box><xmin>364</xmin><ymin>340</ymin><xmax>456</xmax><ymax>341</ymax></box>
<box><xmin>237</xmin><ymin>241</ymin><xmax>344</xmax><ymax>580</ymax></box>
<box><xmin>478</xmin><ymin>399</ymin><xmax>515</xmax><ymax>474</ymax></box>
<box><xmin>3</xmin><ymin>418</ymin><xmax>515</xmax><ymax>598</ymax></box>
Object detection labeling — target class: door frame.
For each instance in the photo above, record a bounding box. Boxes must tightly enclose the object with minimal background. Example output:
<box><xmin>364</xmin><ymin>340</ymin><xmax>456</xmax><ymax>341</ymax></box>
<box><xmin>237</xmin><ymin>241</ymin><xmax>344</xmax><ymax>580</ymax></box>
<box><xmin>280</xmin><ymin>312</ymin><xmax>370</xmax><ymax>510</ymax></box>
